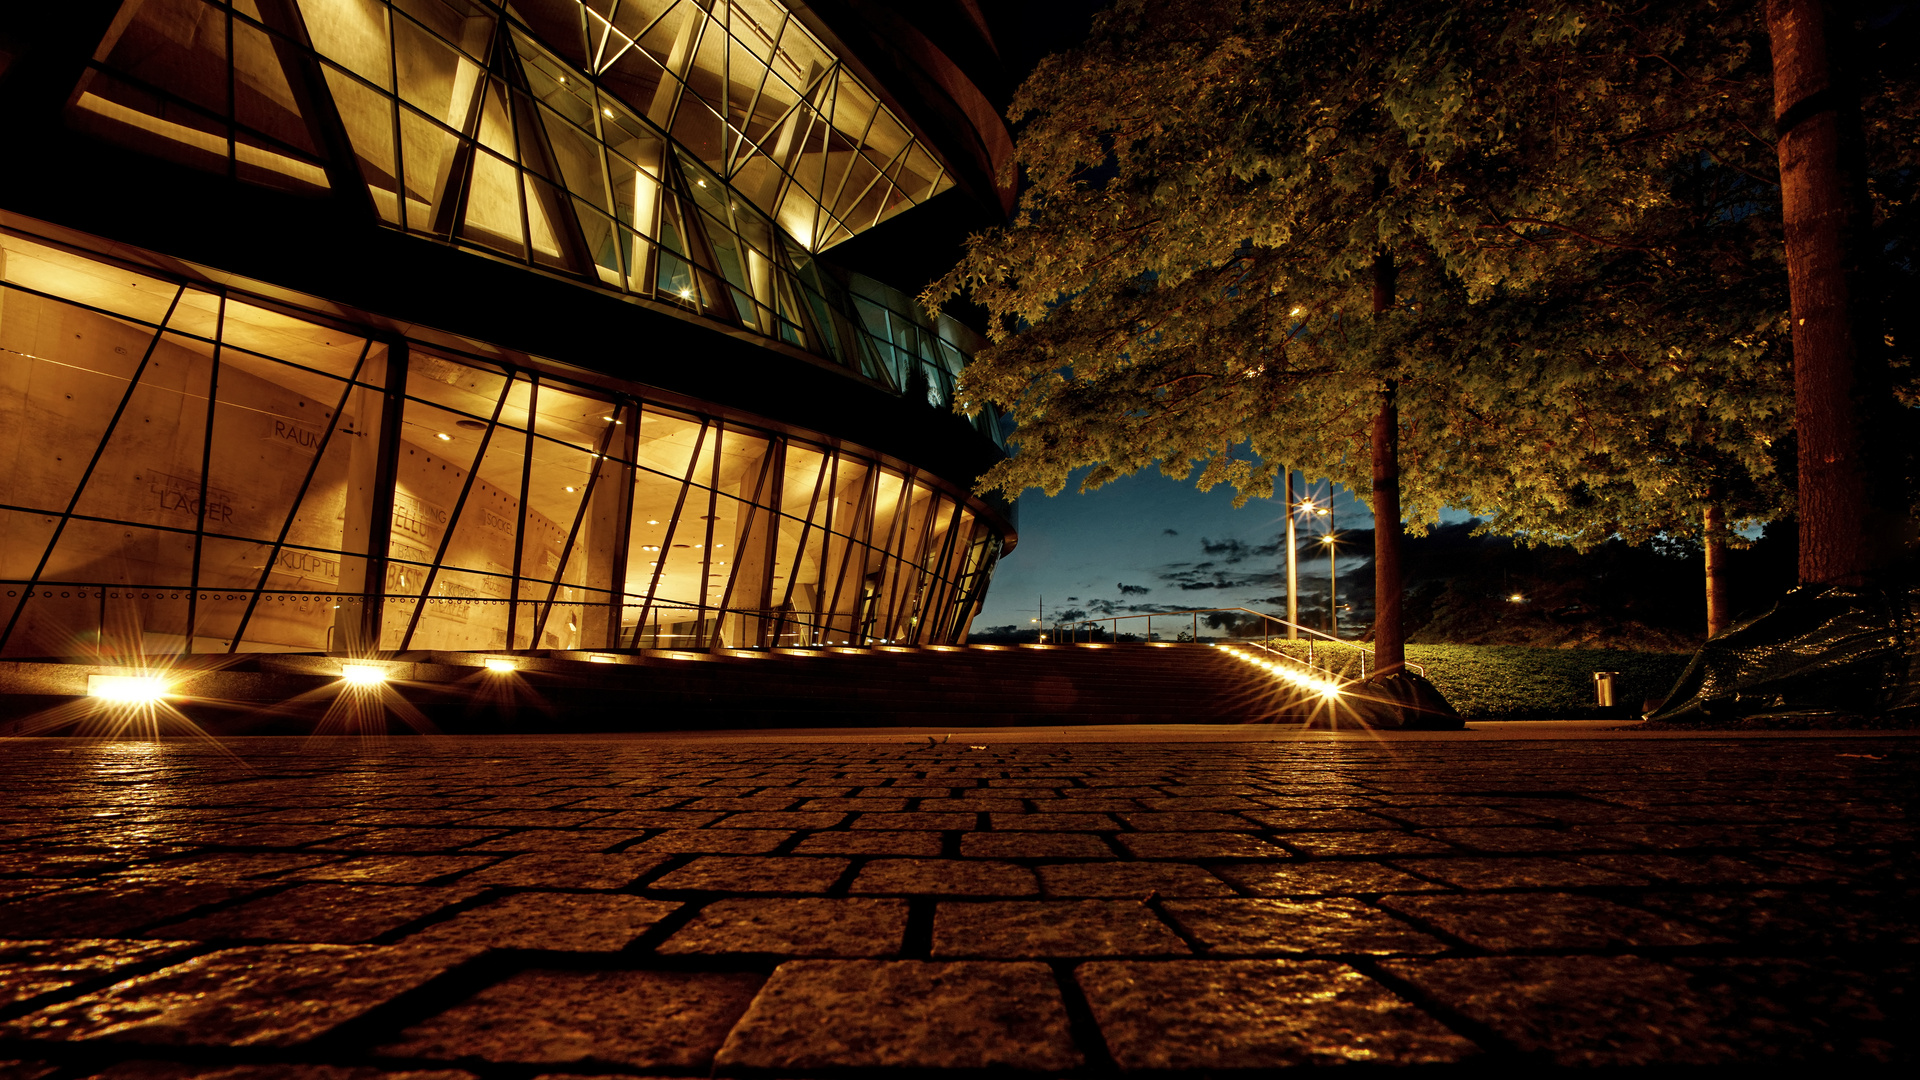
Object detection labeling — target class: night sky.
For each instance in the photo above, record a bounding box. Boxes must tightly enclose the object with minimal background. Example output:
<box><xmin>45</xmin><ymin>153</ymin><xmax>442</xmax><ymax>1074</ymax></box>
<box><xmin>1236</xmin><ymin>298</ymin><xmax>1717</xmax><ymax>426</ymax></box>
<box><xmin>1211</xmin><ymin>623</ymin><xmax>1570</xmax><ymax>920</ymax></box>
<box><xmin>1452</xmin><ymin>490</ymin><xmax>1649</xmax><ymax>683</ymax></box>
<box><xmin>975</xmin><ymin>472</ymin><xmax>1457</xmax><ymax>635</ymax></box>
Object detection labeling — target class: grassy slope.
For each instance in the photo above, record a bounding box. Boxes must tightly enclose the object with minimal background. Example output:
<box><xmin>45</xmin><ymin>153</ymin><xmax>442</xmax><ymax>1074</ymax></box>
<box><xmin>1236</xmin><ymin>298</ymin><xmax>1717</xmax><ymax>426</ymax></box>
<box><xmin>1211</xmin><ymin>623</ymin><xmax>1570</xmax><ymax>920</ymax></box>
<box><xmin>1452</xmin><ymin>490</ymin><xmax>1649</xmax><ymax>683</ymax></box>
<box><xmin>1261</xmin><ymin>640</ymin><xmax>1694</xmax><ymax>719</ymax></box>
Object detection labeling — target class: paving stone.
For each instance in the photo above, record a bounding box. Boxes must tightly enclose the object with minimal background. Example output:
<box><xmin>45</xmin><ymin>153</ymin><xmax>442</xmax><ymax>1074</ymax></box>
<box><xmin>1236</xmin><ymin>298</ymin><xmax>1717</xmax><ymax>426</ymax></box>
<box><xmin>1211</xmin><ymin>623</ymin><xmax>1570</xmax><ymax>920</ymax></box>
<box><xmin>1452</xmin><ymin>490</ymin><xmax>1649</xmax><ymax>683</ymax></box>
<box><xmin>682</xmin><ymin>797</ymin><xmax>799</xmax><ymax>812</ymax></box>
<box><xmin>929</xmin><ymin>797</ymin><xmax>1027</xmax><ymax>813</ymax></box>
<box><xmin>713</xmin><ymin>960</ymin><xmax>1080</xmax><ymax>1070</ymax></box>
<box><xmin>2</xmin><ymin>944</ymin><xmax>472</xmax><ymax>1047</ymax></box>
<box><xmin>580</xmin><ymin>811</ymin><xmax>724</xmax><ymax>830</ymax></box>
<box><xmin>1382</xmin><ymin>956</ymin><xmax>1753</xmax><ymax>1065</ymax></box>
<box><xmin>1279</xmin><ymin>832</ymin><xmax>1460</xmax><ymax>856</ymax></box>
<box><xmin>1162</xmin><ymin>898</ymin><xmax>1448</xmax><ymax>955</ymax></box>
<box><xmin>1138</xmin><ymin>797</ymin><xmax>1264</xmax><ymax>811</ymax></box>
<box><xmin>799</xmin><ymin>798</ymin><xmax>907</xmax><ymax>812</ymax></box>
<box><xmin>1117</xmin><ymin>833</ymin><xmax>1292</xmax><ymax>859</ymax></box>
<box><xmin>284</xmin><ymin>856</ymin><xmax>495</xmax><ymax>884</ymax></box>
<box><xmin>1389</xmin><ymin>857</ymin><xmax>1649</xmax><ymax>889</ymax></box>
<box><xmin>93</xmin><ymin>1065</ymin><xmax>475</xmax><ymax>1079</ymax></box>
<box><xmin>1242</xmin><ymin>809</ymin><xmax>1400</xmax><ymax>830</ymax></box>
<box><xmin>455</xmin><ymin>812</ymin><xmax>610</xmax><ymax>829</ymax></box>
<box><xmin>1117</xmin><ymin>812</ymin><xmax>1261</xmax><ymax>831</ymax></box>
<box><xmin>114</xmin><ymin>853</ymin><xmax>339</xmax><ymax>882</ymax></box>
<box><xmin>1364</xmin><ymin>806</ymin><xmax>1547</xmax><ymax>827</ymax></box>
<box><xmin>1213</xmin><ymin>862</ymin><xmax>1444</xmax><ymax>897</ymax></box>
<box><xmin>379</xmin><ymin>969</ymin><xmax>760</xmax><ymax>1068</ymax></box>
<box><xmin>0</xmin><ymin>940</ymin><xmax>202</xmax><ymax>1008</ymax></box>
<box><xmin>959</xmin><ymin>832</ymin><xmax>1111</xmax><ymax>859</ymax></box>
<box><xmin>848</xmin><ymin>859</ymin><xmax>1038</xmax><ymax>897</ymax></box>
<box><xmin>454</xmin><ymin>853</ymin><xmax>668</xmax><ymax>889</ymax></box>
<box><xmin>1570</xmin><ymin>853</ymin><xmax>1841</xmax><ymax>886</ymax></box>
<box><xmin>147</xmin><ymin>885</ymin><xmax>480</xmax><ymax>944</ymax></box>
<box><xmin>659</xmin><ymin>898</ymin><xmax>907</xmax><ymax>957</ymax></box>
<box><xmin>629</xmin><ymin>830</ymin><xmax>792</xmax><ymax>854</ymax></box>
<box><xmin>1634</xmin><ymin>888</ymin><xmax>1920</xmax><ymax>949</ymax></box>
<box><xmin>931</xmin><ymin>900</ymin><xmax>1189</xmax><ymax>957</ymax></box>
<box><xmin>987</xmin><ymin>812</ymin><xmax>1113</xmax><ymax>831</ymax></box>
<box><xmin>1576</xmin><ymin>823</ymin><xmax>1781</xmax><ymax>849</ymax></box>
<box><xmin>790</xmin><ymin>831</ymin><xmax>942</xmax><ymax>856</ymax></box>
<box><xmin>849</xmin><ymin>813</ymin><xmax>978</xmax><ymax>830</ymax></box>
<box><xmin>1037</xmin><ymin>862</ymin><xmax>1234</xmax><ymax>898</ymax></box>
<box><xmin>405</xmin><ymin>894</ymin><xmax>679</xmax><ymax>952</ymax></box>
<box><xmin>650</xmin><ymin>857</ymin><xmax>849</xmax><ymax>894</ymax></box>
<box><xmin>1383</xmin><ymin>892</ymin><xmax>1730</xmax><ymax>950</ymax></box>
<box><xmin>0</xmin><ymin>884</ymin><xmax>258</xmax><ymax>939</ymax></box>
<box><xmin>1078</xmin><ymin>959</ymin><xmax>1476</xmax><ymax>1068</ymax></box>
<box><xmin>308</xmin><ymin>830</ymin><xmax>506</xmax><ymax>854</ymax></box>
<box><xmin>1419</xmin><ymin>826</ymin><xmax>1624</xmax><ymax>853</ymax></box>
<box><xmin>709</xmin><ymin>812</ymin><xmax>847</xmax><ymax>829</ymax></box>
<box><xmin>462</xmin><ymin>831</ymin><xmax>638</xmax><ymax>853</ymax></box>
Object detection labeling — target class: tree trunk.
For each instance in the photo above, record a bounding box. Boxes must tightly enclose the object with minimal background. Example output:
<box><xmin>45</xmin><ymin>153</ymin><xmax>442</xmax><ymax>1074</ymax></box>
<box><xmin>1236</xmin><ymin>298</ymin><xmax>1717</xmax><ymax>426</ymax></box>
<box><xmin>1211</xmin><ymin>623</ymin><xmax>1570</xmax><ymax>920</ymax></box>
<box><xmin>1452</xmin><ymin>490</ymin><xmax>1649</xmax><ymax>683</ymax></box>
<box><xmin>1766</xmin><ymin>0</ymin><xmax>1880</xmax><ymax>586</ymax></box>
<box><xmin>1704</xmin><ymin>502</ymin><xmax>1731</xmax><ymax>638</ymax></box>
<box><xmin>1370</xmin><ymin>251</ymin><xmax>1404</xmax><ymax>676</ymax></box>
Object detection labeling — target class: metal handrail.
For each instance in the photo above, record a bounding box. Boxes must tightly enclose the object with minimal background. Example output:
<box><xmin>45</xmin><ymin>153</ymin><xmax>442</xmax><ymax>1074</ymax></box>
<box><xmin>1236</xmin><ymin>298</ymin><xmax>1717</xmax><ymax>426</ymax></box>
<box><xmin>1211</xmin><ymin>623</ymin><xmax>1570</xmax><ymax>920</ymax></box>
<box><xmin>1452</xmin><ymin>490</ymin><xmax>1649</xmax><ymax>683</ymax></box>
<box><xmin>1042</xmin><ymin>607</ymin><xmax>1423</xmax><ymax>679</ymax></box>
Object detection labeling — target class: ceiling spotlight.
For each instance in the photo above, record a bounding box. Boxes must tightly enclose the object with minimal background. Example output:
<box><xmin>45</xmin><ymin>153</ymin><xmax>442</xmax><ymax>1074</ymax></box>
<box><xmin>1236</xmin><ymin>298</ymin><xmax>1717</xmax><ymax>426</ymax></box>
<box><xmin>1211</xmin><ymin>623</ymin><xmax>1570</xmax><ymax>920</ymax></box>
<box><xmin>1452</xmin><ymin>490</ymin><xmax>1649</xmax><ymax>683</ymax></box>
<box><xmin>603</xmin><ymin>107</ymin><xmax>614</xmax><ymax>117</ymax></box>
<box><xmin>483</xmin><ymin>657</ymin><xmax>517</xmax><ymax>673</ymax></box>
<box><xmin>88</xmin><ymin>674</ymin><xmax>167</xmax><ymax>703</ymax></box>
<box><xmin>340</xmin><ymin>663</ymin><xmax>387</xmax><ymax>686</ymax></box>
<box><xmin>565</xmin><ymin>485</ymin><xmax>577</xmax><ymax>492</ymax></box>
<box><xmin>436</xmin><ymin>432</ymin><xmax>452</xmax><ymax>441</ymax></box>
<box><xmin>646</xmin><ymin>519</ymin><xmax>660</xmax><ymax>525</ymax></box>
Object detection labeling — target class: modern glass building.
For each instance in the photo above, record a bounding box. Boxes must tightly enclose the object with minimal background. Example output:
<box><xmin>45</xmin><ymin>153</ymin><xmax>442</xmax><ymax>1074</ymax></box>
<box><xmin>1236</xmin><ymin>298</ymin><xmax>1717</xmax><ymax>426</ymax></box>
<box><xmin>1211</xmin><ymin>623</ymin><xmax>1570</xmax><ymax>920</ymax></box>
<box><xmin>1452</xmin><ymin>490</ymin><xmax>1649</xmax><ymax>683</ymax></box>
<box><xmin>0</xmin><ymin>0</ymin><xmax>1017</xmax><ymax>659</ymax></box>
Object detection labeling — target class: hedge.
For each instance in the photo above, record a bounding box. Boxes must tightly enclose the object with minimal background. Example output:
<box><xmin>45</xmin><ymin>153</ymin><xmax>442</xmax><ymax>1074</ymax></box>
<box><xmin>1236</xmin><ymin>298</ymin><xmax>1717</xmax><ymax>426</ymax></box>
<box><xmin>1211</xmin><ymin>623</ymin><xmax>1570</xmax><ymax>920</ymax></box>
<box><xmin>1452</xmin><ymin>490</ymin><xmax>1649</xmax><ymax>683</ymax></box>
<box><xmin>1256</xmin><ymin>640</ymin><xmax>1693</xmax><ymax>719</ymax></box>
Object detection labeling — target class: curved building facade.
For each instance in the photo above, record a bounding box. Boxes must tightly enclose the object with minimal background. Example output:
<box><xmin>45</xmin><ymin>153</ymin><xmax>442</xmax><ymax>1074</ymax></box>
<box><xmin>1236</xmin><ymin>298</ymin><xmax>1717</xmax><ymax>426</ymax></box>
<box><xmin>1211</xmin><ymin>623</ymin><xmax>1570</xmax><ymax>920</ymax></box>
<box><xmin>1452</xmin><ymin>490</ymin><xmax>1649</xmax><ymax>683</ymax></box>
<box><xmin>0</xmin><ymin>0</ymin><xmax>1016</xmax><ymax>659</ymax></box>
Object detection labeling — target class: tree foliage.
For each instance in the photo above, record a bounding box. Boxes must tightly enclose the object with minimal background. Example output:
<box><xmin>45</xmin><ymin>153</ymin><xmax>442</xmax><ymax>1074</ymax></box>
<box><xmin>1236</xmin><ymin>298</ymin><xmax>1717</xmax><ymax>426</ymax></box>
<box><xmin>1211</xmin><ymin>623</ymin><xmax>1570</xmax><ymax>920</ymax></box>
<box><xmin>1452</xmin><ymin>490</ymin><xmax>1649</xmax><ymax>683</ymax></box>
<box><xmin>929</xmin><ymin>0</ymin><xmax>1816</xmax><ymax>547</ymax></box>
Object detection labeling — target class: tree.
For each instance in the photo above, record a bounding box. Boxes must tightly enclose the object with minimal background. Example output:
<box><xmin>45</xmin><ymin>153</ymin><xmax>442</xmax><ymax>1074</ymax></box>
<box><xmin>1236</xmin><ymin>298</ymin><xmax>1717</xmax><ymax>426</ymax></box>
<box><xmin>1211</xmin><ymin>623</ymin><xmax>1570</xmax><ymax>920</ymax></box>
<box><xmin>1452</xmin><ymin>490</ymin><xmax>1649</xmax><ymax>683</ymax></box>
<box><xmin>1763</xmin><ymin>0</ymin><xmax>1913</xmax><ymax>586</ymax></box>
<box><xmin>931</xmin><ymin>0</ymin><xmax>1811</xmax><ymax>689</ymax></box>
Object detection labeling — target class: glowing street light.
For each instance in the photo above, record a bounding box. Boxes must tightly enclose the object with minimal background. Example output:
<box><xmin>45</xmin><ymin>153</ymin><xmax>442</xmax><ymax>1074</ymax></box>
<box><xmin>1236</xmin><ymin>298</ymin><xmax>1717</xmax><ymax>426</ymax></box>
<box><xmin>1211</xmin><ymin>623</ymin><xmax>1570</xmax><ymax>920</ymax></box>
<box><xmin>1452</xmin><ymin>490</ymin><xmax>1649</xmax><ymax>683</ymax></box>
<box><xmin>87</xmin><ymin>674</ymin><xmax>167</xmax><ymax>703</ymax></box>
<box><xmin>1508</xmin><ymin>593</ymin><xmax>1525</xmax><ymax>603</ymax></box>
<box><xmin>339</xmin><ymin>663</ymin><xmax>388</xmax><ymax>686</ymax></box>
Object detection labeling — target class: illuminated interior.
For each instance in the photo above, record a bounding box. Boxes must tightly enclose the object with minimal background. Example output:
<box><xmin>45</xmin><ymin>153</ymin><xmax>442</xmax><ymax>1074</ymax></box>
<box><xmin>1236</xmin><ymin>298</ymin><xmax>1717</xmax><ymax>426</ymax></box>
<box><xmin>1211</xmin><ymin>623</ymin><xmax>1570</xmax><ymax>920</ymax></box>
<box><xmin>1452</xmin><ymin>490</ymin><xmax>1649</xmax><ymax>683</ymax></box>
<box><xmin>0</xmin><ymin>230</ymin><xmax>1002</xmax><ymax>658</ymax></box>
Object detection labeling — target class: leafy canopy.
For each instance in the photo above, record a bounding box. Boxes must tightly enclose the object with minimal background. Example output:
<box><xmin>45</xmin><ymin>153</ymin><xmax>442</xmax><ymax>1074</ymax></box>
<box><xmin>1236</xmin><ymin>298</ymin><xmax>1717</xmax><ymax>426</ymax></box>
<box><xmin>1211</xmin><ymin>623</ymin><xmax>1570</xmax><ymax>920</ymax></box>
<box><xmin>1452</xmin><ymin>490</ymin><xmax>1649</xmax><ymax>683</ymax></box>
<box><xmin>929</xmin><ymin>0</ymin><xmax>1792</xmax><ymax>545</ymax></box>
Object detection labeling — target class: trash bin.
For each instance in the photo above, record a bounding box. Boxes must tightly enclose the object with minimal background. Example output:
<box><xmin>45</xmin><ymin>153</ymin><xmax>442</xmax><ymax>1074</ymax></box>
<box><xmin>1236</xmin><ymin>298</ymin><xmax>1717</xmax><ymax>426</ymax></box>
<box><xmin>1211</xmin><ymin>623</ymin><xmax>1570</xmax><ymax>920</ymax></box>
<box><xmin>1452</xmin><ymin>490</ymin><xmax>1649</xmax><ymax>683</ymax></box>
<box><xmin>1592</xmin><ymin>670</ymin><xmax>1620</xmax><ymax>708</ymax></box>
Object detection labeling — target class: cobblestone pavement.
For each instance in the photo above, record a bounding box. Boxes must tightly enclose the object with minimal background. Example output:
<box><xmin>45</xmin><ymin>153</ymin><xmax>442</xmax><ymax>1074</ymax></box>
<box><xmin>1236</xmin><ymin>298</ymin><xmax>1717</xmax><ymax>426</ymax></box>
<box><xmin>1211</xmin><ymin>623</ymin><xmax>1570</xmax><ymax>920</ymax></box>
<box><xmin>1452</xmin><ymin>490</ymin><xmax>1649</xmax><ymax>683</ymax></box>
<box><xmin>0</xmin><ymin>728</ymin><xmax>1914</xmax><ymax>1077</ymax></box>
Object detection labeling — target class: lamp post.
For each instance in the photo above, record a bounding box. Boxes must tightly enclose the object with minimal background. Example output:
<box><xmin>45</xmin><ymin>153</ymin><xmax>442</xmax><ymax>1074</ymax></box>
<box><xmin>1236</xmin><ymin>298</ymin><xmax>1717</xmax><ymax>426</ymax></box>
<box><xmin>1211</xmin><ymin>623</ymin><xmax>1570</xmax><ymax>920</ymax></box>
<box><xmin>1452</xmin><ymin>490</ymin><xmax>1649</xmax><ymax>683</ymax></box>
<box><xmin>1300</xmin><ymin>488</ymin><xmax>1334</xmax><ymax>637</ymax></box>
<box><xmin>1319</xmin><ymin>495</ymin><xmax>1338</xmax><ymax>637</ymax></box>
<box><xmin>1283</xmin><ymin>470</ymin><xmax>1299</xmax><ymax>638</ymax></box>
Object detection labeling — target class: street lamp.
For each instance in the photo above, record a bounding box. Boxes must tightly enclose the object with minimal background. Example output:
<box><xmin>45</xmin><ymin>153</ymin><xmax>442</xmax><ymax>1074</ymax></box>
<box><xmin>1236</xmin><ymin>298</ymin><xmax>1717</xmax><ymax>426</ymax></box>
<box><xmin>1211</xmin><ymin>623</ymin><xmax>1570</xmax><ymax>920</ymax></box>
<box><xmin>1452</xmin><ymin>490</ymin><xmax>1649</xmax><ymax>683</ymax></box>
<box><xmin>1320</xmin><ymin>530</ymin><xmax>1339</xmax><ymax>637</ymax></box>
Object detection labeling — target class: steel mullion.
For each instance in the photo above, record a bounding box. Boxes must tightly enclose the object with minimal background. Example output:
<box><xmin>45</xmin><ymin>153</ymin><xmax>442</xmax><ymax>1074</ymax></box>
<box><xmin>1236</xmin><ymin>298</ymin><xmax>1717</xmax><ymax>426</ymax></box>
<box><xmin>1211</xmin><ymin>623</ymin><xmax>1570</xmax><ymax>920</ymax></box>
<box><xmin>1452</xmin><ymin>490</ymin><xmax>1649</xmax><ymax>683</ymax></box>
<box><xmin>768</xmin><ymin>446</ymin><xmax>828</xmax><ymax>648</ymax></box>
<box><xmin>506</xmin><ymin>374</ymin><xmax>538</xmax><ymax>648</ymax></box>
<box><xmin>705</xmin><ymin>444</ymin><xmax>774</xmax><ymax>650</ymax></box>
<box><xmin>397</xmin><ymin>370</ymin><xmax>518</xmax><ymax>649</ymax></box>
<box><xmin>228</xmin><ymin>339</ymin><xmax>374</xmax><ymax>651</ymax></box>
<box><xmin>809</xmin><ymin>452</ymin><xmax>841</xmax><ymax>644</ymax></box>
<box><xmin>530</xmin><ymin>411</ymin><xmax>623</xmax><ymax>648</ymax></box>
<box><xmin>631</xmin><ymin>420</ymin><xmax>709</xmax><ymax>647</ymax></box>
<box><xmin>901</xmin><ymin>491</ymin><xmax>945</xmax><ymax>644</ymax></box>
<box><xmin>877</xmin><ymin>474</ymin><xmax>922</xmax><ymax>641</ymax></box>
<box><xmin>866</xmin><ymin>467</ymin><xmax>912</xmax><ymax>643</ymax></box>
<box><xmin>0</xmin><ymin>284</ymin><xmax>187</xmax><ymax>656</ymax></box>
<box><xmin>819</xmin><ymin>458</ymin><xmax>872</xmax><ymax>646</ymax></box>
<box><xmin>696</xmin><ymin>420</ymin><xmax>722</xmax><ymax>644</ymax></box>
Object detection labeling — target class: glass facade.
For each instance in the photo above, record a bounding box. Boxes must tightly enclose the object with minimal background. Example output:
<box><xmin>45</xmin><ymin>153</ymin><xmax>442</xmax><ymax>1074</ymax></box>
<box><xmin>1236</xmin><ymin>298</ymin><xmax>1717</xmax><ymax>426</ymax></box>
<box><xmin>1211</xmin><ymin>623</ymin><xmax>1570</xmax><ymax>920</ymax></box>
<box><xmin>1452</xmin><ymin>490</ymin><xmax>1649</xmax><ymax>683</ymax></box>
<box><xmin>63</xmin><ymin>0</ymin><xmax>998</xmax><ymax>445</ymax></box>
<box><xmin>0</xmin><ymin>228</ymin><xmax>1004</xmax><ymax>659</ymax></box>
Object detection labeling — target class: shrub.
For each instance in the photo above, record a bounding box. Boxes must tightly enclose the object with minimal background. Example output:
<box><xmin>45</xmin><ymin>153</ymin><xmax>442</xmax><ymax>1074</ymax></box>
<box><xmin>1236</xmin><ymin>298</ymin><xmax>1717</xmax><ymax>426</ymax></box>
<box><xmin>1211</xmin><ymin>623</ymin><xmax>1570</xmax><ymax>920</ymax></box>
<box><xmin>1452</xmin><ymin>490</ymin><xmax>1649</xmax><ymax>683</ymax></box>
<box><xmin>1262</xmin><ymin>640</ymin><xmax>1692</xmax><ymax>719</ymax></box>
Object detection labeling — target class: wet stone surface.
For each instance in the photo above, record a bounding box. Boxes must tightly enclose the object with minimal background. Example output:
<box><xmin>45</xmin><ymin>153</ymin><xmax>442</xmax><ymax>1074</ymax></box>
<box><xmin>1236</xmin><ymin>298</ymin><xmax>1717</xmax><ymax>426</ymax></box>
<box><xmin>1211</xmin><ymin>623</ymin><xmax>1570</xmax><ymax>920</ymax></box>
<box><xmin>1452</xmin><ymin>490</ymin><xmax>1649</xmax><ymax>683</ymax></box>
<box><xmin>0</xmin><ymin>732</ymin><xmax>1912</xmax><ymax>1075</ymax></box>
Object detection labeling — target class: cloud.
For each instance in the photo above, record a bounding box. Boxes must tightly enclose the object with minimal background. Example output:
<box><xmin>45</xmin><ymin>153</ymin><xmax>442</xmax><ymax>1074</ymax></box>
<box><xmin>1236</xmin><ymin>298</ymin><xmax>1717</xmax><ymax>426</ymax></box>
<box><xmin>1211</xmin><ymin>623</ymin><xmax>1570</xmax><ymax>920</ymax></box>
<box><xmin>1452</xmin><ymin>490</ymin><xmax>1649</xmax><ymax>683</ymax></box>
<box><xmin>1116</xmin><ymin>583</ymin><xmax>1151</xmax><ymax>596</ymax></box>
<box><xmin>1200</xmin><ymin>536</ymin><xmax>1283</xmax><ymax>565</ymax></box>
